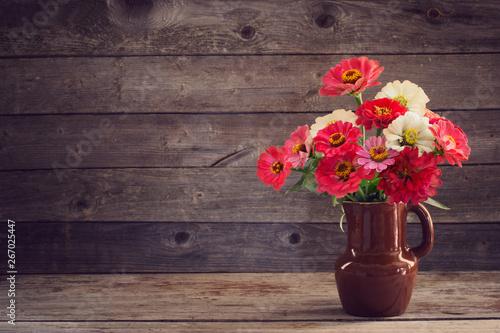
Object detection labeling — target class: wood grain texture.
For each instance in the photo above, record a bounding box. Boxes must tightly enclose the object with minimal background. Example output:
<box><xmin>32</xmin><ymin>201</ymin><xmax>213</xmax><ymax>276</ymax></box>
<box><xmin>1</xmin><ymin>0</ymin><xmax>499</xmax><ymax>57</ymax></box>
<box><xmin>0</xmin><ymin>110</ymin><xmax>496</xmax><ymax>170</ymax></box>
<box><xmin>0</xmin><ymin>1</ymin><xmax>498</xmax><ymax>330</ymax></box>
<box><xmin>8</xmin><ymin>222</ymin><xmax>500</xmax><ymax>273</ymax></box>
<box><xmin>1</xmin><ymin>54</ymin><xmax>498</xmax><ymax>115</ymax></box>
<box><xmin>13</xmin><ymin>321</ymin><xmax>500</xmax><ymax>333</ymax></box>
<box><xmin>0</xmin><ymin>165</ymin><xmax>498</xmax><ymax>223</ymax></box>
<box><xmin>3</xmin><ymin>272</ymin><xmax>498</xmax><ymax>321</ymax></box>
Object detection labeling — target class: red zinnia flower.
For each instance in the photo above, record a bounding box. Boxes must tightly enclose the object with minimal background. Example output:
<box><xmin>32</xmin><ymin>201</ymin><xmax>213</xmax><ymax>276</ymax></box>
<box><xmin>355</xmin><ymin>98</ymin><xmax>408</xmax><ymax>130</ymax></box>
<box><xmin>256</xmin><ymin>146</ymin><xmax>292</xmax><ymax>191</ymax></box>
<box><xmin>319</xmin><ymin>56</ymin><xmax>384</xmax><ymax>97</ymax></box>
<box><xmin>285</xmin><ymin>125</ymin><xmax>314</xmax><ymax>169</ymax></box>
<box><xmin>313</xmin><ymin>121</ymin><xmax>362</xmax><ymax>158</ymax></box>
<box><xmin>377</xmin><ymin>147</ymin><xmax>442</xmax><ymax>205</ymax></box>
<box><xmin>430</xmin><ymin>119</ymin><xmax>470</xmax><ymax>167</ymax></box>
<box><xmin>315</xmin><ymin>150</ymin><xmax>375</xmax><ymax>198</ymax></box>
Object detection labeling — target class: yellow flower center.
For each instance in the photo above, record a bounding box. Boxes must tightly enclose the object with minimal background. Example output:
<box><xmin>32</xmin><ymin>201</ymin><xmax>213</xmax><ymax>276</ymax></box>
<box><xmin>326</xmin><ymin>120</ymin><xmax>337</xmax><ymax>126</ymax></box>
<box><xmin>329</xmin><ymin>132</ymin><xmax>346</xmax><ymax>147</ymax></box>
<box><xmin>334</xmin><ymin>161</ymin><xmax>354</xmax><ymax>180</ymax></box>
<box><xmin>393</xmin><ymin>95</ymin><xmax>408</xmax><ymax>107</ymax></box>
<box><xmin>446</xmin><ymin>135</ymin><xmax>456</xmax><ymax>147</ymax></box>
<box><xmin>402</xmin><ymin>129</ymin><xmax>419</xmax><ymax>146</ymax></box>
<box><xmin>341</xmin><ymin>69</ymin><xmax>362</xmax><ymax>84</ymax></box>
<box><xmin>399</xmin><ymin>168</ymin><xmax>409</xmax><ymax>178</ymax></box>
<box><xmin>292</xmin><ymin>141</ymin><xmax>306</xmax><ymax>154</ymax></box>
<box><xmin>369</xmin><ymin>146</ymin><xmax>389</xmax><ymax>162</ymax></box>
<box><xmin>270</xmin><ymin>161</ymin><xmax>283</xmax><ymax>174</ymax></box>
<box><xmin>374</xmin><ymin>107</ymin><xmax>391</xmax><ymax>116</ymax></box>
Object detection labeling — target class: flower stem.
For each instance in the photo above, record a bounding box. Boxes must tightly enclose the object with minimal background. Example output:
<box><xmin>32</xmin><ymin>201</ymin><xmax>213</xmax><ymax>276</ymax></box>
<box><xmin>359</xmin><ymin>126</ymin><xmax>365</xmax><ymax>145</ymax></box>
<box><xmin>354</xmin><ymin>93</ymin><xmax>363</xmax><ymax>107</ymax></box>
<box><xmin>353</xmin><ymin>93</ymin><xmax>365</xmax><ymax>144</ymax></box>
<box><xmin>346</xmin><ymin>193</ymin><xmax>358</xmax><ymax>202</ymax></box>
<box><xmin>376</xmin><ymin>127</ymin><xmax>383</xmax><ymax>137</ymax></box>
<box><xmin>357</xmin><ymin>187</ymin><xmax>367</xmax><ymax>202</ymax></box>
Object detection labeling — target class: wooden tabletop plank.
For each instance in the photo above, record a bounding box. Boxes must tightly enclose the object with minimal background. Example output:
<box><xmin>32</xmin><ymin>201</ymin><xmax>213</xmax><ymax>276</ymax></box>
<box><xmin>12</xmin><ymin>222</ymin><xmax>500</xmax><ymax>273</ymax></box>
<box><xmin>4</xmin><ymin>272</ymin><xmax>499</xmax><ymax>322</ymax></box>
<box><xmin>0</xmin><ymin>110</ymin><xmax>494</xmax><ymax>170</ymax></box>
<box><xmin>1</xmin><ymin>54</ymin><xmax>498</xmax><ymax>115</ymax></box>
<box><xmin>0</xmin><ymin>165</ymin><xmax>498</xmax><ymax>223</ymax></box>
<box><xmin>13</xmin><ymin>320</ymin><xmax>500</xmax><ymax>333</ymax></box>
<box><xmin>1</xmin><ymin>0</ymin><xmax>499</xmax><ymax>57</ymax></box>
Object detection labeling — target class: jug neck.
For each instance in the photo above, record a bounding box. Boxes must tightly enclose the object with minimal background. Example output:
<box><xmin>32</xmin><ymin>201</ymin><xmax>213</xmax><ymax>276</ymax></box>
<box><xmin>343</xmin><ymin>201</ymin><xmax>408</xmax><ymax>253</ymax></box>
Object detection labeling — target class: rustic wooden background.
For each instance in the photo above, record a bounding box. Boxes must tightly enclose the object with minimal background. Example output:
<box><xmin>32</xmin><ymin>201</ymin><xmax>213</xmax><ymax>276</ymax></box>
<box><xmin>0</xmin><ymin>0</ymin><xmax>499</xmax><ymax>275</ymax></box>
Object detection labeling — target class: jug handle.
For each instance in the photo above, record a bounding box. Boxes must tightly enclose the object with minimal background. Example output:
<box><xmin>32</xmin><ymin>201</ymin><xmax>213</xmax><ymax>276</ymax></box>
<box><xmin>407</xmin><ymin>203</ymin><xmax>434</xmax><ymax>260</ymax></box>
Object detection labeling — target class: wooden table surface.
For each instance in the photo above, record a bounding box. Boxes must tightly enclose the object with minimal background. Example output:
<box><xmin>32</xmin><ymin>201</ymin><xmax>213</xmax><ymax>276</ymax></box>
<box><xmin>3</xmin><ymin>271</ymin><xmax>499</xmax><ymax>332</ymax></box>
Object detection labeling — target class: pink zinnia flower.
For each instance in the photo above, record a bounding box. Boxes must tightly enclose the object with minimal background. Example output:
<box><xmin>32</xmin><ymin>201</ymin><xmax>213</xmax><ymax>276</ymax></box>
<box><xmin>315</xmin><ymin>150</ymin><xmax>375</xmax><ymax>198</ymax></box>
<box><xmin>377</xmin><ymin>147</ymin><xmax>442</xmax><ymax>205</ymax></box>
<box><xmin>430</xmin><ymin>119</ymin><xmax>471</xmax><ymax>167</ymax></box>
<box><xmin>357</xmin><ymin>136</ymin><xmax>399</xmax><ymax>172</ymax></box>
<box><xmin>285</xmin><ymin>125</ymin><xmax>314</xmax><ymax>169</ymax></box>
<box><xmin>319</xmin><ymin>56</ymin><xmax>384</xmax><ymax>97</ymax></box>
<box><xmin>355</xmin><ymin>98</ymin><xmax>407</xmax><ymax>130</ymax></box>
<box><xmin>256</xmin><ymin>146</ymin><xmax>292</xmax><ymax>191</ymax></box>
<box><xmin>313</xmin><ymin>121</ymin><xmax>362</xmax><ymax>158</ymax></box>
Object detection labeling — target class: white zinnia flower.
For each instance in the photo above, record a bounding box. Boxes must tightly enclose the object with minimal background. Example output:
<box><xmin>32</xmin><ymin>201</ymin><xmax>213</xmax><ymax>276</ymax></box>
<box><xmin>383</xmin><ymin>112</ymin><xmax>435</xmax><ymax>156</ymax></box>
<box><xmin>375</xmin><ymin>80</ymin><xmax>430</xmax><ymax>116</ymax></box>
<box><xmin>310</xmin><ymin>109</ymin><xmax>358</xmax><ymax>138</ymax></box>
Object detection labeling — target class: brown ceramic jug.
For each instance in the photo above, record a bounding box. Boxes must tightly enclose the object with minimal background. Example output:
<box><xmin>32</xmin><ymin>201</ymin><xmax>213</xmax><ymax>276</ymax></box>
<box><xmin>335</xmin><ymin>201</ymin><xmax>434</xmax><ymax>317</ymax></box>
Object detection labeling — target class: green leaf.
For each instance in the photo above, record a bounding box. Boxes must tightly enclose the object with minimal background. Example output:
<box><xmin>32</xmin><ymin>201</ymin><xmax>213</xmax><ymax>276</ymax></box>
<box><xmin>285</xmin><ymin>173</ymin><xmax>308</xmax><ymax>195</ymax></box>
<box><xmin>291</xmin><ymin>167</ymin><xmax>308</xmax><ymax>174</ymax></box>
<box><xmin>313</xmin><ymin>152</ymin><xmax>325</xmax><ymax>159</ymax></box>
<box><xmin>310</xmin><ymin>157</ymin><xmax>322</xmax><ymax>170</ymax></box>
<box><xmin>304</xmin><ymin>177</ymin><xmax>326</xmax><ymax>196</ymax></box>
<box><xmin>424</xmin><ymin>197</ymin><xmax>451</xmax><ymax>210</ymax></box>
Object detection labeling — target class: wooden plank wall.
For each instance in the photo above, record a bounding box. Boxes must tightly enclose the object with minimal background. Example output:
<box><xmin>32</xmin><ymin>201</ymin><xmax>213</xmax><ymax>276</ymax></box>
<box><xmin>0</xmin><ymin>0</ymin><xmax>499</xmax><ymax>274</ymax></box>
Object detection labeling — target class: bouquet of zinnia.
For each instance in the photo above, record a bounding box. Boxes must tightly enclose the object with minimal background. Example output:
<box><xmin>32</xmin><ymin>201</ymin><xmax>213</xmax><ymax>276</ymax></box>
<box><xmin>257</xmin><ymin>56</ymin><xmax>471</xmax><ymax>216</ymax></box>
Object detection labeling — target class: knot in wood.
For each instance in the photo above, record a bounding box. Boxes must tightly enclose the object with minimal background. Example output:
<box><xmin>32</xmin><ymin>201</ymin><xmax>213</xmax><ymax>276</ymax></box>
<box><xmin>112</xmin><ymin>0</ymin><xmax>154</xmax><ymax>15</ymax></box>
<box><xmin>427</xmin><ymin>8</ymin><xmax>452</xmax><ymax>21</ymax></box>
<box><xmin>288</xmin><ymin>233</ymin><xmax>302</xmax><ymax>246</ymax></box>
<box><xmin>427</xmin><ymin>8</ymin><xmax>442</xmax><ymax>20</ymax></box>
<box><xmin>174</xmin><ymin>231</ymin><xmax>191</xmax><ymax>246</ymax></box>
<box><xmin>315</xmin><ymin>13</ymin><xmax>335</xmax><ymax>29</ymax></box>
<box><xmin>69</xmin><ymin>192</ymin><xmax>98</xmax><ymax>218</ymax></box>
<box><xmin>240</xmin><ymin>25</ymin><xmax>256</xmax><ymax>40</ymax></box>
<box><xmin>107</xmin><ymin>0</ymin><xmax>173</xmax><ymax>32</ymax></box>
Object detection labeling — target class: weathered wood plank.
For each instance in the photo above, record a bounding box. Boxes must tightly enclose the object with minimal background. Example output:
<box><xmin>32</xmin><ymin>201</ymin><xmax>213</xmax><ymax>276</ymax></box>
<box><xmin>2</xmin><ymin>272</ymin><xmax>498</xmax><ymax>321</ymax></box>
<box><xmin>0</xmin><ymin>54</ymin><xmax>498</xmax><ymax>115</ymax></box>
<box><xmin>9</xmin><ymin>222</ymin><xmax>500</xmax><ymax>273</ymax></box>
<box><xmin>0</xmin><ymin>110</ymin><xmax>495</xmax><ymax>170</ymax></box>
<box><xmin>0</xmin><ymin>165</ymin><xmax>498</xmax><ymax>223</ymax></box>
<box><xmin>1</xmin><ymin>0</ymin><xmax>499</xmax><ymax>57</ymax></box>
<box><xmin>14</xmin><ymin>320</ymin><xmax>500</xmax><ymax>333</ymax></box>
